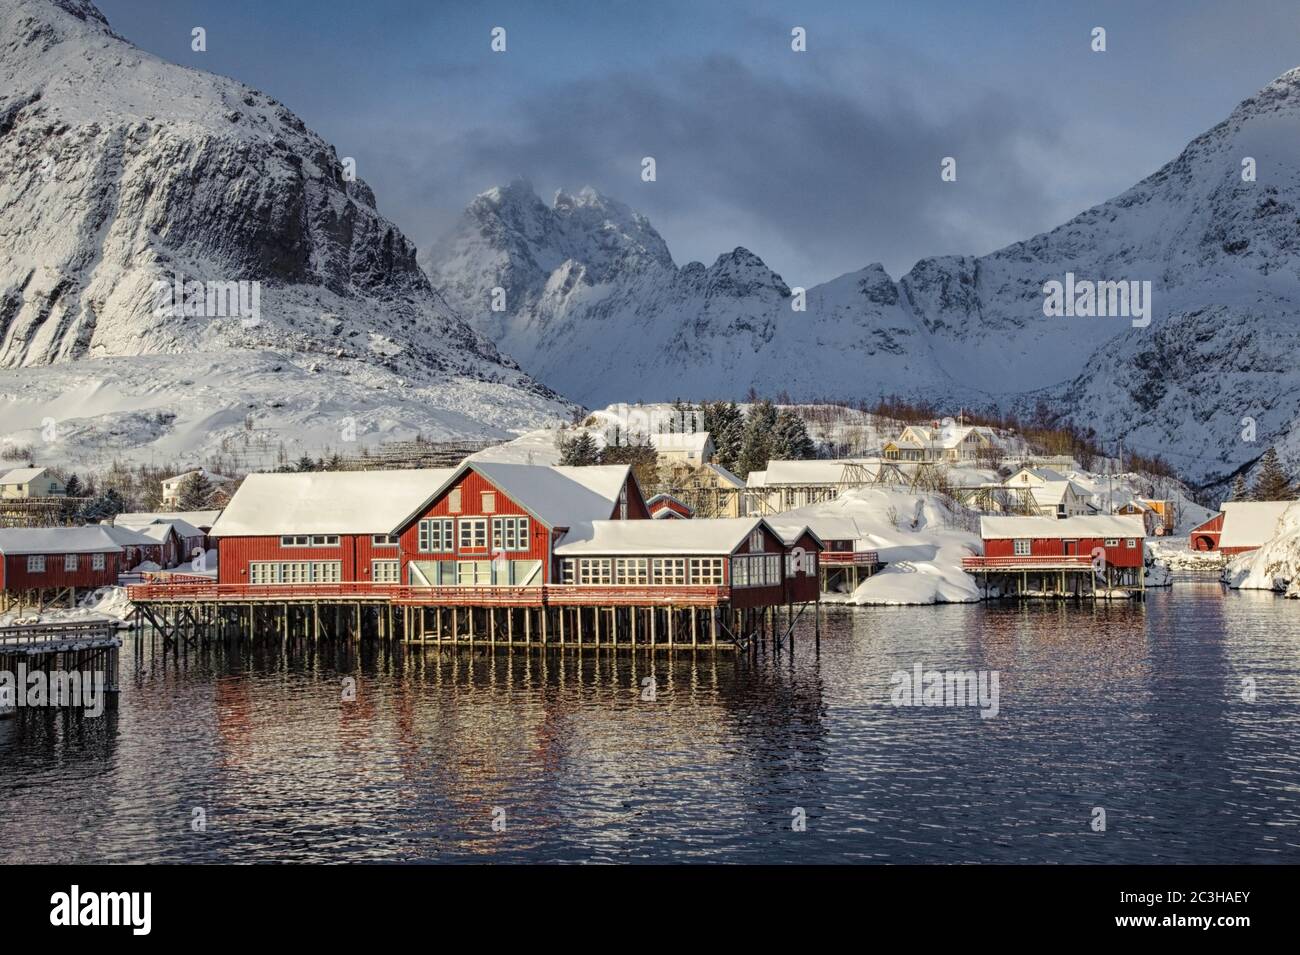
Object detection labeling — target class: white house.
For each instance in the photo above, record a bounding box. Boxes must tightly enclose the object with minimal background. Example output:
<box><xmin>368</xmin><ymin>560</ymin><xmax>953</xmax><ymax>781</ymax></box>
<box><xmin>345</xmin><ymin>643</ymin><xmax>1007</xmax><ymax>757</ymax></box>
<box><xmin>1029</xmin><ymin>480</ymin><xmax>1090</xmax><ymax>519</ymax></box>
<box><xmin>883</xmin><ymin>424</ymin><xmax>998</xmax><ymax>463</ymax></box>
<box><xmin>0</xmin><ymin>467</ymin><xmax>65</xmax><ymax>498</ymax></box>
<box><xmin>161</xmin><ymin>468</ymin><xmax>231</xmax><ymax>507</ymax></box>
<box><xmin>649</xmin><ymin>432</ymin><xmax>714</xmax><ymax>467</ymax></box>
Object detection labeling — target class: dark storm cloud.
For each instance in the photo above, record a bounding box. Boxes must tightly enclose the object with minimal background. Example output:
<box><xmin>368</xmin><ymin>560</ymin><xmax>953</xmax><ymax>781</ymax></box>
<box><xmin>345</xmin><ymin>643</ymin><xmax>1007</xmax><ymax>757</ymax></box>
<box><xmin>439</xmin><ymin>53</ymin><xmax>1069</xmax><ymax>283</ymax></box>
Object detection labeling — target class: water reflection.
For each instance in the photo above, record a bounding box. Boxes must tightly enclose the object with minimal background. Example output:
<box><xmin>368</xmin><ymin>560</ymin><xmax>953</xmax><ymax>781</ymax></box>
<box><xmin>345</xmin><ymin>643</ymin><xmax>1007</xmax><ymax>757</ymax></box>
<box><xmin>1</xmin><ymin>588</ymin><xmax>1297</xmax><ymax>863</ymax></box>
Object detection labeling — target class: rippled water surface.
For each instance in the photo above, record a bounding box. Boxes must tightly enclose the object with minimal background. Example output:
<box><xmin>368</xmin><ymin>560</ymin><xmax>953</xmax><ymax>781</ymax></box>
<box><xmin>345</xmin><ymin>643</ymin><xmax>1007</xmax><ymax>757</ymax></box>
<box><xmin>2</xmin><ymin>582</ymin><xmax>1298</xmax><ymax>863</ymax></box>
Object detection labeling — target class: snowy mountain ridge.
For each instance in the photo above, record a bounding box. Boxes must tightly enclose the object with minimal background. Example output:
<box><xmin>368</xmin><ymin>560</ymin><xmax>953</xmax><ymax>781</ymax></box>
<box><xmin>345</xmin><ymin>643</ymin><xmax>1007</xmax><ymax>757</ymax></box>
<box><xmin>426</xmin><ymin>68</ymin><xmax>1300</xmax><ymax>485</ymax></box>
<box><xmin>0</xmin><ymin>0</ymin><xmax>570</xmax><ymax>466</ymax></box>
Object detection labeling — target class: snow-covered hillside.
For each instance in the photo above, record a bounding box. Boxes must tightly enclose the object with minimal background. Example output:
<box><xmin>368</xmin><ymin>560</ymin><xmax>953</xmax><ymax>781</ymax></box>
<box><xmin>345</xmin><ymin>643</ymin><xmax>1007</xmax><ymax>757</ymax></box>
<box><xmin>0</xmin><ymin>0</ymin><xmax>570</xmax><ymax>466</ymax></box>
<box><xmin>1224</xmin><ymin>501</ymin><xmax>1300</xmax><ymax>594</ymax></box>
<box><xmin>426</xmin><ymin>69</ymin><xmax>1300</xmax><ymax>486</ymax></box>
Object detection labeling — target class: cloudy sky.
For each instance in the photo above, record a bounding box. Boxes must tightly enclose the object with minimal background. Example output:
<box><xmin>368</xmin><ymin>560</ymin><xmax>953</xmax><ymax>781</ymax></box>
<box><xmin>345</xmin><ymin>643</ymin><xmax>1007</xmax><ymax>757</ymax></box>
<box><xmin>101</xmin><ymin>0</ymin><xmax>1300</xmax><ymax>285</ymax></box>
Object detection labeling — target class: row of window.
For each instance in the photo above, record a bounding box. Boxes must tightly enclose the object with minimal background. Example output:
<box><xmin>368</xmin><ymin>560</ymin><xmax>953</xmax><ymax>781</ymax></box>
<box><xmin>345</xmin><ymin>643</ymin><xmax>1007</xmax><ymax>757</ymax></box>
<box><xmin>560</xmin><ymin>557</ymin><xmax>728</xmax><ymax>586</ymax></box>
<box><xmin>250</xmin><ymin>561</ymin><xmax>342</xmax><ymax>584</ymax></box>
<box><xmin>417</xmin><ymin>516</ymin><xmax>530</xmax><ymax>553</ymax></box>
<box><xmin>732</xmin><ymin>553</ymin><xmax>783</xmax><ymax>588</ymax></box>
<box><xmin>1011</xmin><ymin>538</ymin><xmax>1137</xmax><ymax>555</ymax></box>
<box><xmin>280</xmin><ymin>535</ymin><xmax>340</xmax><ymax>547</ymax></box>
<box><xmin>26</xmin><ymin>553</ymin><xmax>107</xmax><ymax>573</ymax></box>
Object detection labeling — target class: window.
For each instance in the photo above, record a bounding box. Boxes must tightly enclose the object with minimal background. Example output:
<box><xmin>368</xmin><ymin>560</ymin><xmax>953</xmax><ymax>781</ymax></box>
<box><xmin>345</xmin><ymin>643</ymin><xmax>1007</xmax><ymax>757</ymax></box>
<box><xmin>749</xmin><ymin>529</ymin><xmax>764</xmax><ymax>551</ymax></box>
<box><xmin>1126</xmin><ymin>538</ymin><xmax>1137</xmax><ymax>548</ymax></box>
<box><xmin>312</xmin><ymin>536</ymin><xmax>339</xmax><ymax>546</ymax></box>
<box><xmin>651</xmin><ymin>557</ymin><xmax>686</xmax><ymax>585</ymax></box>
<box><xmin>561</xmin><ymin>559</ymin><xmax>575</xmax><ymax>584</ymax></box>
<box><xmin>315</xmin><ymin>562</ymin><xmax>341</xmax><ymax>583</ymax></box>
<box><xmin>65</xmin><ymin>554</ymin><xmax>78</xmax><ymax>571</ymax></box>
<box><xmin>481</xmin><ymin>491</ymin><xmax>496</xmax><ymax>514</ymax></box>
<box><xmin>281</xmin><ymin>535</ymin><xmax>309</xmax><ymax>547</ymax></box>
<box><xmin>250</xmin><ymin>561</ymin><xmax>339</xmax><ymax>584</ymax></box>
<box><xmin>456</xmin><ymin>560</ymin><xmax>493</xmax><ymax>585</ymax></box>
<box><xmin>1104</xmin><ymin>538</ymin><xmax>1119</xmax><ymax>547</ymax></box>
<box><xmin>92</xmin><ymin>553</ymin><xmax>105</xmax><ymax>571</ymax></box>
<box><xmin>732</xmin><ymin>556</ymin><xmax>748</xmax><ymax>587</ymax></box>
<box><xmin>619</xmin><ymin>484</ymin><xmax>628</xmax><ymax>520</ymax></box>
<box><xmin>371</xmin><ymin>560</ymin><xmax>400</xmax><ymax>583</ymax></box>
<box><xmin>766</xmin><ymin>555</ymin><xmax>780</xmax><ymax>584</ymax></box>
<box><xmin>280</xmin><ymin>535</ymin><xmax>338</xmax><ymax>547</ymax></box>
<box><xmin>448</xmin><ymin>488</ymin><xmax>462</xmax><ymax>513</ymax></box>
<box><xmin>615</xmin><ymin>557</ymin><xmax>648</xmax><ymax>585</ymax></box>
<box><xmin>1013</xmin><ymin>539</ymin><xmax>1031</xmax><ymax>556</ymax></box>
<box><xmin>492</xmin><ymin>516</ymin><xmax>530</xmax><ymax>551</ymax></box>
<box><xmin>690</xmin><ymin>557</ymin><xmax>724</xmax><ymax>585</ymax></box>
<box><xmin>27</xmin><ymin>555</ymin><xmax>45</xmax><ymax>573</ymax></box>
<box><xmin>371</xmin><ymin>534</ymin><xmax>399</xmax><ymax>546</ymax></box>
<box><xmin>577</xmin><ymin>558</ymin><xmax>612</xmax><ymax>585</ymax></box>
<box><xmin>458</xmin><ymin>518</ymin><xmax>488</xmax><ymax>550</ymax></box>
<box><xmin>418</xmin><ymin>518</ymin><xmax>453</xmax><ymax>552</ymax></box>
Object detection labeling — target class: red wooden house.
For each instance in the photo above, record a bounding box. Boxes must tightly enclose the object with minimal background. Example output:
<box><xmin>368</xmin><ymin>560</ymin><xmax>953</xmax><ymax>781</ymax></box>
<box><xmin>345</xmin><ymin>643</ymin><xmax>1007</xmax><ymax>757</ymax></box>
<box><xmin>0</xmin><ymin>526</ymin><xmax>123</xmax><ymax>599</ymax></box>
<box><xmin>1188</xmin><ymin>512</ymin><xmax>1223</xmax><ymax>551</ymax></box>
<box><xmin>963</xmin><ymin>515</ymin><xmax>1147</xmax><ymax>595</ymax></box>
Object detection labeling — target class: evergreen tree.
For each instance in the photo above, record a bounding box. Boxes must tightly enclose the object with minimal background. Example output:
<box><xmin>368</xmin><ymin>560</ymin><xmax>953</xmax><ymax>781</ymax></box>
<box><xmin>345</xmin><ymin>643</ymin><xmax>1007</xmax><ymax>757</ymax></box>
<box><xmin>1229</xmin><ymin>473</ymin><xmax>1250</xmax><ymax>501</ymax></box>
<box><xmin>559</xmin><ymin>431</ymin><xmax>601</xmax><ymax>466</ymax></box>
<box><xmin>79</xmin><ymin>488</ymin><xmax>126</xmax><ymax>523</ymax></box>
<box><xmin>296</xmin><ymin>454</ymin><xmax>318</xmax><ymax>472</ymax></box>
<box><xmin>64</xmin><ymin>473</ymin><xmax>83</xmax><ymax>498</ymax></box>
<box><xmin>178</xmin><ymin>471</ymin><xmax>214</xmax><ymax>509</ymax></box>
<box><xmin>702</xmin><ymin>401</ymin><xmax>744</xmax><ymax>472</ymax></box>
<box><xmin>771</xmin><ymin>409</ymin><xmax>816</xmax><ymax>460</ymax></box>
<box><xmin>737</xmin><ymin>400</ymin><xmax>778</xmax><ymax>478</ymax></box>
<box><xmin>1251</xmin><ymin>447</ymin><xmax>1295</xmax><ymax>501</ymax></box>
<box><xmin>599</xmin><ymin>435</ymin><xmax>658</xmax><ymax>490</ymax></box>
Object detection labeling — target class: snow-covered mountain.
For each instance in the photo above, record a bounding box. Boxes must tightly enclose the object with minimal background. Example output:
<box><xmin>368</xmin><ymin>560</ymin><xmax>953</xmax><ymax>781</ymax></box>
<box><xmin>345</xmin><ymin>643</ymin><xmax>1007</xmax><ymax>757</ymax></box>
<box><xmin>0</xmin><ymin>0</ymin><xmax>569</xmax><ymax>467</ymax></box>
<box><xmin>426</xmin><ymin>69</ymin><xmax>1300</xmax><ymax>485</ymax></box>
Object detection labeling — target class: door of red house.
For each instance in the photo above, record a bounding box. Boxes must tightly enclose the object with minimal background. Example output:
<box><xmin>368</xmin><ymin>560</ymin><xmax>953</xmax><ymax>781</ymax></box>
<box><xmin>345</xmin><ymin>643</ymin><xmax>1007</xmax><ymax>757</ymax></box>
<box><xmin>1063</xmin><ymin>539</ymin><xmax>1078</xmax><ymax>556</ymax></box>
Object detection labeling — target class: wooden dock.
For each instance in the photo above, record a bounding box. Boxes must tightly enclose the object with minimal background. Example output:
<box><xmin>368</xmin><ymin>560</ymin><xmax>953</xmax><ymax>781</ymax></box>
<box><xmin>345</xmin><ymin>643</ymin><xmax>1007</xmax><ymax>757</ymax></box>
<box><xmin>960</xmin><ymin>555</ymin><xmax>1145</xmax><ymax>599</ymax></box>
<box><xmin>0</xmin><ymin>620</ymin><xmax>122</xmax><ymax>716</ymax></box>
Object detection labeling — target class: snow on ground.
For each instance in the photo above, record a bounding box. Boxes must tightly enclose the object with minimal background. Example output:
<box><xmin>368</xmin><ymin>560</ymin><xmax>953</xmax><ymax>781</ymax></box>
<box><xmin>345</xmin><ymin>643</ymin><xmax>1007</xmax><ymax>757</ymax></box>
<box><xmin>1224</xmin><ymin>502</ymin><xmax>1300</xmax><ymax>595</ymax></box>
<box><xmin>1147</xmin><ymin>536</ymin><xmax>1227</xmax><ymax>572</ymax></box>
<box><xmin>0</xmin><ymin>585</ymin><xmax>135</xmax><ymax>628</ymax></box>
<box><xmin>777</xmin><ymin>487</ymin><xmax>982</xmax><ymax>606</ymax></box>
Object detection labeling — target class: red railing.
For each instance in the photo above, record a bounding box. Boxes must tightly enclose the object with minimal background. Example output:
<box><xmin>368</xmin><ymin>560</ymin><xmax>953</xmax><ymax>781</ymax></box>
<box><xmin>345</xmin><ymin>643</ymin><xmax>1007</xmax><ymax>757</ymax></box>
<box><xmin>819</xmin><ymin>550</ymin><xmax>879</xmax><ymax>565</ymax></box>
<box><xmin>961</xmin><ymin>555</ymin><xmax>1097</xmax><ymax>569</ymax></box>
<box><xmin>126</xmin><ymin>580</ymin><xmax>730</xmax><ymax>607</ymax></box>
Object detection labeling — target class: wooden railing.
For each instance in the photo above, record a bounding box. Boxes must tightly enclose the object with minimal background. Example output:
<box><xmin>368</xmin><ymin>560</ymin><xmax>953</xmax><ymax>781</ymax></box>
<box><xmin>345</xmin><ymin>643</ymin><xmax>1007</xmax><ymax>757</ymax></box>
<box><xmin>961</xmin><ymin>555</ymin><xmax>1097</xmax><ymax>569</ymax></box>
<box><xmin>126</xmin><ymin>580</ymin><xmax>731</xmax><ymax>607</ymax></box>
<box><xmin>819</xmin><ymin>550</ymin><xmax>879</xmax><ymax>565</ymax></box>
<box><xmin>0</xmin><ymin>620</ymin><xmax>119</xmax><ymax>647</ymax></box>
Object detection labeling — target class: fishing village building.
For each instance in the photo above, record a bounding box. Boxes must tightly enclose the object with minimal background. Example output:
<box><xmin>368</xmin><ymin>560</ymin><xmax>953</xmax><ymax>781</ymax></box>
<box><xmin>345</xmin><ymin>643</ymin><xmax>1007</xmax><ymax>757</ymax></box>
<box><xmin>128</xmin><ymin>462</ymin><xmax>826</xmax><ymax>650</ymax></box>
<box><xmin>0</xmin><ymin>526</ymin><xmax>124</xmax><ymax>611</ymax></box>
<box><xmin>962</xmin><ymin>515</ymin><xmax>1147</xmax><ymax>598</ymax></box>
<box><xmin>1190</xmin><ymin>501</ymin><xmax>1294</xmax><ymax>555</ymax></box>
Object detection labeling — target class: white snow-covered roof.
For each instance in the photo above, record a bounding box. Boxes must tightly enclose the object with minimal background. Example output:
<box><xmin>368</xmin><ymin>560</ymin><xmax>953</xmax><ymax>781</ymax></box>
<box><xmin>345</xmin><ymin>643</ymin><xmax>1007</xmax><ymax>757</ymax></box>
<box><xmin>0</xmin><ymin>526</ymin><xmax>123</xmax><ymax>555</ymax></box>
<box><xmin>768</xmin><ymin>514</ymin><xmax>862</xmax><ymax>544</ymax></box>
<box><xmin>0</xmin><ymin>467</ymin><xmax>47</xmax><ymax>485</ymax></box>
<box><xmin>746</xmin><ymin>470</ymin><xmax>768</xmax><ymax>488</ymax></box>
<box><xmin>555</xmin><ymin>518</ymin><xmax>767</xmax><ymax>555</ymax></box>
<box><xmin>98</xmin><ymin>524</ymin><xmax>158</xmax><ymax>547</ymax></box>
<box><xmin>980</xmin><ymin>515</ymin><xmax>1146</xmax><ymax>539</ymax></box>
<box><xmin>163</xmin><ymin>469</ymin><xmax>231</xmax><ymax>485</ymax></box>
<box><xmin>212</xmin><ymin>469</ymin><xmax>455</xmax><ymax>537</ymax></box>
<box><xmin>1030</xmin><ymin>480</ymin><xmax>1084</xmax><ymax>507</ymax></box>
<box><xmin>762</xmin><ymin>459</ymin><xmax>875</xmax><ymax>485</ymax></box>
<box><xmin>649</xmin><ymin>431</ymin><xmax>711</xmax><ymax>453</ymax></box>
<box><xmin>467</xmin><ymin>462</ymin><xmax>630</xmax><ymax>530</ymax></box>
<box><xmin>1219</xmin><ymin>501</ymin><xmax>1294</xmax><ymax>549</ymax></box>
<box><xmin>116</xmin><ymin>510</ymin><xmax>222</xmax><ymax>530</ymax></box>
<box><xmin>151</xmin><ymin>518</ymin><xmax>204</xmax><ymax>540</ymax></box>
<box><xmin>1007</xmin><ymin>466</ymin><xmax>1066</xmax><ymax>485</ymax></box>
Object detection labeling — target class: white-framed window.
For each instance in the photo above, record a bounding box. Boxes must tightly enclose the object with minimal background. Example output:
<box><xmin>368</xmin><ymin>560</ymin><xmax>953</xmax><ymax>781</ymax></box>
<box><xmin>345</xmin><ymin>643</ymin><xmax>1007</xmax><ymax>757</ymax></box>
<box><xmin>481</xmin><ymin>491</ymin><xmax>496</xmax><ymax>514</ymax></box>
<box><xmin>1104</xmin><ymin>538</ymin><xmax>1119</xmax><ymax>547</ymax></box>
<box><xmin>561</xmin><ymin>559</ymin><xmax>575</xmax><ymax>584</ymax></box>
<box><xmin>619</xmin><ymin>484</ymin><xmax>629</xmax><ymax>520</ymax></box>
<box><xmin>615</xmin><ymin>557</ymin><xmax>648</xmax><ymax>585</ymax></box>
<box><xmin>280</xmin><ymin>535</ymin><xmax>339</xmax><ymax>547</ymax></box>
<box><xmin>372</xmin><ymin>534</ymin><xmax>399</xmax><ymax>546</ymax></box>
<box><xmin>250</xmin><ymin>562</ymin><xmax>278</xmax><ymax>584</ymax></box>
<box><xmin>651</xmin><ymin>557</ymin><xmax>686</xmax><ymax>585</ymax></box>
<box><xmin>371</xmin><ymin>560</ymin><xmax>400</xmax><ymax>583</ymax></box>
<box><xmin>458</xmin><ymin>518</ymin><xmax>488</xmax><ymax>550</ymax></box>
<box><xmin>749</xmin><ymin>529</ymin><xmax>764</xmax><ymax>551</ymax></box>
<box><xmin>732</xmin><ymin>556</ymin><xmax>749</xmax><ymax>587</ymax></box>
<box><xmin>418</xmin><ymin>518</ymin><xmax>453</xmax><ymax>552</ymax></box>
<box><xmin>27</xmin><ymin>555</ymin><xmax>45</xmax><ymax>573</ymax></box>
<box><xmin>1013</xmin><ymin>539</ymin><xmax>1031</xmax><ymax>556</ymax></box>
<box><xmin>491</xmin><ymin>516</ymin><xmax>530</xmax><ymax>551</ymax></box>
<box><xmin>766</xmin><ymin>554</ymin><xmax>780</xmax><ymax>584</ymax></box>
<box><xmin>690</xmin><ymin>557</ymin><xmax>724</xmax><ymax>585</ymax></box>
<box><xmin>1126</xmin><ymin>538</ymin><xmax>1137</xmax><ymax>548</ymax></box>
<box><xmin>448</xmin><ymin>488</ymin><xmax>462</xmax><ymax>513</ymax></box>
<box><xmin>456</xmin><ymin>560</ymin><xmax>493</xmax><ymax>585</ymax></box>
<box><xmin>250</xmin><ymin>561</ymin><xmax>340</xmax><ymax>584</ymax></box>
<box><xmin>314</xmin><ymin>561</ymin><xmax>341</xmax><ymax>583</ymax></box>
<box><xmin>64</xmin><ymin>553</ymin><xmax>78</xmax><ymax>571</ymax></box>
<box><xmin>576</xmin><ymin>558</ymin><xmax>612</xmax><ymax>585</ymax></box>
<box><xmin>92</xmin><ymin>553</ymin><xmax>105</xmax><ymax>571</ymax></box>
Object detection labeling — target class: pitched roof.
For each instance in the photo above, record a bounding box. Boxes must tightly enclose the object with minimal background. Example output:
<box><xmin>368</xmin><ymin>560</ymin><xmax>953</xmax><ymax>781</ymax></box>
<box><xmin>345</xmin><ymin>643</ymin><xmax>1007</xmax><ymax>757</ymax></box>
<box><xmin>115</xmin><ymin>510</ymin><xmax>223</xmax><ymax>530</ymax></box>
<box><xmin>1219</xmin><ymin>501</ymin><xmax>1295</xmax><ymax>549</ymax></box>
<box><xmin>212</xmin><ymin>469</ymin><xmax>456</xmax><ymax>537</ymax></box>
<box><xmin>980</xmin><ymin>515</ymin><xmax>1146</xmax><ymax>539</ymax></box>
<box><xmin>555</xmin><ymin>518</ymin><xmax>770</xmax><ymax>555</ymax></box>
<box><xmin>163</xmin><ymin>469</ymin><xmax>231</xmax><ymax>485</ymax></box>
<box><xmin>1030</xmin><ymin>480</ymin><xmax>1084</xmax><ymax>506</ymax></box>
<box><xmin>702</xmin><ymin>462</ymin><xmax>744</xmax><ymax>488</ymax></box>
<box><xmin>97</xmin><ymin>524</ymin><xmax>158</xmax><ymax>546</ymax></box>
<box><xmin>0</xmin><ymin>526</ymin><xmax>123</xmax><ymax>555</ymax></box>
<box><xmin>649</xmin><ymin>431</ymin><xmax>711</xmax><ymax>453</ymax></box>
<box><xmin>0</xmin><ymin>467</ymin><xmax>47</xmax><ymax>485</ymax></box>
<box><xmin>458</xmin><ymin>462</ymin><xmax>630</xmax><ymax>530</ymax></box>
<box><xmin>761</xmin><ymin>459</ymin><xmax>875</xmax><ymax>485</ymax></box>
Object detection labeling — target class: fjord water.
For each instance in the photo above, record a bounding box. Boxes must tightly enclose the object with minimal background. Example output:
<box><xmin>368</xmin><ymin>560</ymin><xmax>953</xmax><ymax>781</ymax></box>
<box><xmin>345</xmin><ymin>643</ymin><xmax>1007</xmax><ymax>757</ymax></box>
<box><xmin>1</xmin><ymin>583</ymin><xmax>1297</xmax><ymax>863</ymax></box>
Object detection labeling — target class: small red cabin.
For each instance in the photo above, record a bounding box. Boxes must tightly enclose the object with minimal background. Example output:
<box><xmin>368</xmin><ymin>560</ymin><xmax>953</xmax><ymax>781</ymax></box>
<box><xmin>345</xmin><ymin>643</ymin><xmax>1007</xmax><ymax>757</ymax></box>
<box><xmin>975</xmin><ymin>515</ymin><xmax>1146</xmax><ymax>567</ymax></box>
<box><xmin>1188</xmin><ymin>512</ymin><xmax>1223</xmax><ymax>552</ymax></box>
<box><xmin>0</xmin><ymin>526</ymin><xmax>123</xmax><ymax>593</ymax></box>
<box><xmin>647</xmin><ymin>493</ymin><xmax>693</xmax><ymax>520</ymax></box>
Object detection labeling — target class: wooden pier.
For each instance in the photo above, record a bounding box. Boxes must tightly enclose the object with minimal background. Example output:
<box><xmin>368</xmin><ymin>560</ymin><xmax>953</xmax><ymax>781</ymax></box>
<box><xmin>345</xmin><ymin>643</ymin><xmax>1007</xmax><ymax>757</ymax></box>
<box><xmin>960</xmin><ymin>555</ymin><xmax>1145</xmax><ymax>599</ymax></box>
<box><xmin>0</xmin><ymin>620</ymin><xmax>122</xmax><ymax>716</ymax></box>
<box><xmin>126</xmin><ymin>579</ymin><xmax>820</xmax><ymax>654</ymax></box>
